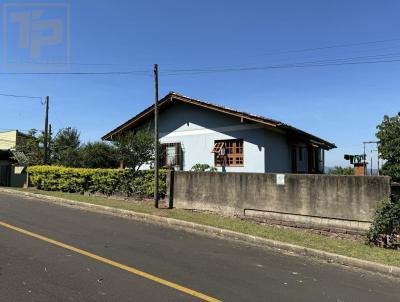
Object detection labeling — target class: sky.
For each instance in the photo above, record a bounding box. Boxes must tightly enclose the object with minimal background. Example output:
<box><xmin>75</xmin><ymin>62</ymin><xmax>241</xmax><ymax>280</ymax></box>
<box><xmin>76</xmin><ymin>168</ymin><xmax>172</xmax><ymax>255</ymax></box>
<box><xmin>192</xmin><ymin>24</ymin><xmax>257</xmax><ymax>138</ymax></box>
<box><xmin>0</xmin><ymin>0</ymin><xmax>399</xmax><ymax>168</ymax></box>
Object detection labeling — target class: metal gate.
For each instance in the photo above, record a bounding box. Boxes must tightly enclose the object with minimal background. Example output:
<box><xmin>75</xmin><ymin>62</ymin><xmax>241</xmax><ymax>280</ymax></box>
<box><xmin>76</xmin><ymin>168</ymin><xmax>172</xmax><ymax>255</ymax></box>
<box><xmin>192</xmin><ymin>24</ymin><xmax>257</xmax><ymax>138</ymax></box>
<box><xmin>0</xmin><ymin>165</ymin><xmax>11</xmax><ymax>186</ymax></box>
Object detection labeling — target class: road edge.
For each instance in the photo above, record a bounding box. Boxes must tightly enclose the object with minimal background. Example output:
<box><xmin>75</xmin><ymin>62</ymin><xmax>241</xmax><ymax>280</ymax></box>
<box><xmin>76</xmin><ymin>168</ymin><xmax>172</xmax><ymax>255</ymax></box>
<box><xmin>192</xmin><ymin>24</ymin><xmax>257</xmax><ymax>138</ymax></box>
<box><xmin>1</xmin><ymin>187</ymin><xmax>399</xmax><ymax>279</ymax></box>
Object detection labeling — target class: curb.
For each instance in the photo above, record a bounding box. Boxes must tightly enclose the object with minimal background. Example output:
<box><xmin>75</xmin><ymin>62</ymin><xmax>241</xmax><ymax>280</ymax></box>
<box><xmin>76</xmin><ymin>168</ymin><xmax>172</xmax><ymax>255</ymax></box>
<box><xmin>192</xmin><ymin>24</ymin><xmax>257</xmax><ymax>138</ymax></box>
<box><xmin>1</xmin><ymin>187</ymin><xmax>400</xmax><ymax>279</ymax></box>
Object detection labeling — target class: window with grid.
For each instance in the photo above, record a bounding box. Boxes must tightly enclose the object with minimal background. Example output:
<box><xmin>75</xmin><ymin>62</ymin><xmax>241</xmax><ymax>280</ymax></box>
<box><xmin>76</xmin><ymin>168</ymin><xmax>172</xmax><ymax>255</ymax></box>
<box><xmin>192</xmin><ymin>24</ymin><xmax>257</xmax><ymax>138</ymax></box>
<box><xmin>212</xmin><ymin>139</ymin><xmax>244</xmax><ymax>167</ymax></box>
<box><xmin>160</xmin><ymin>142</ymin><xmax>182</xmax><ymax>169</ymax></box>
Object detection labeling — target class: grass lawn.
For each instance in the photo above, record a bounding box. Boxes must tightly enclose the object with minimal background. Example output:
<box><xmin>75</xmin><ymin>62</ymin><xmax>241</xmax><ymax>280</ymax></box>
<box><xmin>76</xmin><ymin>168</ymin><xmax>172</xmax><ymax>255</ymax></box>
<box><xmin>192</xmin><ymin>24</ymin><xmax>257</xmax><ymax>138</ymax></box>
<box><xmin>7</xmin><ymin>187</ymin><xmax>400</xmax><ymax>268</ymax></box>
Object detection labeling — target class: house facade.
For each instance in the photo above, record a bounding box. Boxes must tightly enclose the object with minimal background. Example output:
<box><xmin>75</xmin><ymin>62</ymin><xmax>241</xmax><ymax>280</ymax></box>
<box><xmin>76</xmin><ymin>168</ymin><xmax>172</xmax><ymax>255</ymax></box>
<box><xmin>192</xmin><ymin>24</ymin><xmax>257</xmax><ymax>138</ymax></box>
<box><xmin>0</xmin><ymin>130</ymin><xmax>28</xmax><ymax>187</ymax></box>
<box><xmin>102</xmin><ymin>92</ymin><xmax>336</xmax><ymax>173</ymax></box>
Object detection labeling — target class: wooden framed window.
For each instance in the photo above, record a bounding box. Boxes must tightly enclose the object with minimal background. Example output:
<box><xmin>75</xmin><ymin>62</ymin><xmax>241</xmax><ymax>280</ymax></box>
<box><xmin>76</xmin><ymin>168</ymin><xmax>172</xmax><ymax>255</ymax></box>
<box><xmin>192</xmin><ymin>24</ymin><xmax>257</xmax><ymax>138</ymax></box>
<box><xmin>212</xmin><ymin>139</ymin><xmax>244</xmax><ymax>167</ymax></box>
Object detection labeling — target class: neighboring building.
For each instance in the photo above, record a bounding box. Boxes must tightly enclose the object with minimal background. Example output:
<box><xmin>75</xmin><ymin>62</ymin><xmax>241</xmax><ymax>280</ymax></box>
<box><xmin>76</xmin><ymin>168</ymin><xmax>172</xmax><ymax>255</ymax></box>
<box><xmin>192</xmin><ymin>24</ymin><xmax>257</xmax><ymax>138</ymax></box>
<box><xmin>0</xmin><ymin>130</ymin><xmax>28</xmax><ymax>150</ymax></box>
<box><xmin>0</xmin><ymin>130</ymin><xmax>28</xmax><ymax>187</ymax></box>
<box><xmin>102</xmin><ymin>92</ymin><xmax>336</xmax><ymax>173</ymax></box>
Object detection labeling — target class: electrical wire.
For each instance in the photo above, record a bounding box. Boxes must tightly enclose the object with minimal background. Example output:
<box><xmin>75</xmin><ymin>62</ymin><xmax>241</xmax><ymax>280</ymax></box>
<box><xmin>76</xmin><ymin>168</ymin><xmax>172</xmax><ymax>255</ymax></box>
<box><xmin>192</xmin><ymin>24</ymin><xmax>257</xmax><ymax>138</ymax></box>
<box><xmin>0</xmin><ymin>70</ymin><xmax>152</xmax><ymax>76</ymax></box>
<box><xmin>7</xmin><ymin>61</ymin><xmax>152</xmax><ymax>67</ymax></box>
<box><xmin>161</xmin><ymin>58</ymin><xmax>400</xmax><ymax>75</ymax></box>
<box><xmin>1</xmin><ymin>57</ymin><xmax>400</xmax><ymax>77</ymax></box>
<box><xmin>1</xmin><ymin>40</ymin><xmax>400</xmax><ymax>76</ymax></box>
<box><xmin>0</xmin><ymin>93</ymin><xmax>42</xmax><ymax>101</ymax></box>
<box><xmin>7</xmin><ymin>37</ymin><xmax>400</xmax><ymax>66</ymax></box>
<box><xmin>252</xmin><ymin>38</ymin><xmax>400</xmax><ymax>57</ymax></box>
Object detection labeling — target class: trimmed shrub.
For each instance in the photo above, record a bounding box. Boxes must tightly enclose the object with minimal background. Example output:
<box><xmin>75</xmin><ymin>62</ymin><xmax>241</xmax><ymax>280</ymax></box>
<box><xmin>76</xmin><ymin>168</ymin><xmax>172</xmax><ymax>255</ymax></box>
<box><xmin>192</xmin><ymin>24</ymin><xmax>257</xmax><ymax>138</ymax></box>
<box><xmin>28</xmin><ymin>166</ymin><xmax>167</xmax><ymax>198</ymax></box>
<box><xmin>190</xmin><ymin>164</ymin><xmax>217</xmax><ymax>172</ymax></box>
<box><xmin>367</xmin><ymin>198</ymin><xmax>400</xmax><ymax>248</ymax></box>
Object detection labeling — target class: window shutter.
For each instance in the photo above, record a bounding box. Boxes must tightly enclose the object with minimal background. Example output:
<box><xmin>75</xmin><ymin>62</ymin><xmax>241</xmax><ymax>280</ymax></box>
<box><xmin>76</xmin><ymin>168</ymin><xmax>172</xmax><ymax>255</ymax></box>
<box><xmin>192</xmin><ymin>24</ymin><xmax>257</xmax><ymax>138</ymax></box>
<box><xmin>213</xmin><ymin>139</ymin><xmax>243</xmax><ymax>167</ymax></box>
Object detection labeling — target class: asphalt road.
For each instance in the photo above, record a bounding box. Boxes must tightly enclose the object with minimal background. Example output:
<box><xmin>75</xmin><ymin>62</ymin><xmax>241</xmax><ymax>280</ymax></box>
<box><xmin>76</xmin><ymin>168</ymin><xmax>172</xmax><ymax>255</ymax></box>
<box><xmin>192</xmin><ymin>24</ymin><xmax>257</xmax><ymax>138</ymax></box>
<box><xmin>0</xmin><ymin>192</ymin><xmax>399</xmax><ymax>302</ymax></box>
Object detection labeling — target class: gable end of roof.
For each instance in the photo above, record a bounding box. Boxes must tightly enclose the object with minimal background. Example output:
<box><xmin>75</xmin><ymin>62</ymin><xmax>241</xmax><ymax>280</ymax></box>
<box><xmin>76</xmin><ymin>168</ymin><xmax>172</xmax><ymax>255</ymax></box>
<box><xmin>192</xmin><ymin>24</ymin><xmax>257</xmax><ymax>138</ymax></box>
<box><xmin>102</xmin><ymin>92</ymin><xmax>336</xmax><ymax>150</ymax></box>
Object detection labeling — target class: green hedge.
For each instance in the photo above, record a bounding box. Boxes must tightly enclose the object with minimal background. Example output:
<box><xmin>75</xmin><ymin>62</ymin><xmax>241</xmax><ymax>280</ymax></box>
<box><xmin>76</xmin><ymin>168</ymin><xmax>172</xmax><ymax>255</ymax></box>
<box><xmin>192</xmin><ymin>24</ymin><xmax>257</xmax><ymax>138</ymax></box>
<box><xmin>367</xmin><ymin>198</ymin><xmax>400</xmax><ymax>248</ymax></box>
<box><xmin>27</xmin><ymin>166</ymin><xmax>167</xmax><ymax>198</ymax></box>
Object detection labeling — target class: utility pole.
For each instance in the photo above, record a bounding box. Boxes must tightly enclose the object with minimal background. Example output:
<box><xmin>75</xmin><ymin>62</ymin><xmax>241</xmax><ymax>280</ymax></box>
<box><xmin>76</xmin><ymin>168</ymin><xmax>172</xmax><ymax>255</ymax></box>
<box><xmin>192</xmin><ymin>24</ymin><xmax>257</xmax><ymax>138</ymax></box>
<box><xmin>48</xmin><ymin>124</ymin><xmax>52</xmax><ymax>162</ymax></box>
<box><xmin>363</xmin><ymin>141</ymin><xmax>380</xmax><ymax>176</ymax></box>
<box><xmin>44</xmin><ymin>96</ymin><xmax>49</xmax><ymax>164</ymax></box>
<box><xmin>370</xmin><ymin>156</ymin><xmax>373</xmax><ymax>176</ymax></box>
<box><xmin>154</xmin><ymin>64</ymin><xmax>159</xmax><ymax>208</ymax></box>
<box><xmin>363</xmin><ymin>142</ymin><xmax>366</xmax><ymax>176</ymax></box>
<box><xmin>377</xmin><ymin>147</ymin><xmax>380</xmax><ymax>176</ymax></box>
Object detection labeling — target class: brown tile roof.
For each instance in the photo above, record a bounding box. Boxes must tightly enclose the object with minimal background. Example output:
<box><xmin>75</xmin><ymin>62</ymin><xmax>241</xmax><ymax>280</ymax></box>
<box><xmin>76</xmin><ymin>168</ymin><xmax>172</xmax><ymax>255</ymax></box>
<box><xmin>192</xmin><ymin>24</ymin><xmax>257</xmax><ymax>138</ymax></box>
<box><xmin>102</xmin><ymin>92</ymin><xmax>336</xmax><ymax>150</ymax></box>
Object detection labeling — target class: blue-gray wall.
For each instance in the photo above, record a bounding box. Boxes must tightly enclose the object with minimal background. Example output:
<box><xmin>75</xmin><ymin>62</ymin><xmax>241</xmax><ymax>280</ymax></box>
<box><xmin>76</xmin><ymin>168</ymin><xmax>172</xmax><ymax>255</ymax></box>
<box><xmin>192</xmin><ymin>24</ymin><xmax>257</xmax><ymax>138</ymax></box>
<box><xmin>154</xmin><ymin>101</ymin><xmax>293</xmax><ymax>173</ymax></box>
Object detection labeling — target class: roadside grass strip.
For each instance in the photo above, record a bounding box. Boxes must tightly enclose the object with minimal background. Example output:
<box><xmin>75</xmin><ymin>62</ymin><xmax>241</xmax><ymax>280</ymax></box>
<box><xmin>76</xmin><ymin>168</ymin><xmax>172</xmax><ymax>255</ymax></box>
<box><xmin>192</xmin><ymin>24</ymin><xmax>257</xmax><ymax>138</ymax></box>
<box><xmin>7</xmin><ymin>188</ymin><xmax>400</xmax><ymax>268</ymax></box>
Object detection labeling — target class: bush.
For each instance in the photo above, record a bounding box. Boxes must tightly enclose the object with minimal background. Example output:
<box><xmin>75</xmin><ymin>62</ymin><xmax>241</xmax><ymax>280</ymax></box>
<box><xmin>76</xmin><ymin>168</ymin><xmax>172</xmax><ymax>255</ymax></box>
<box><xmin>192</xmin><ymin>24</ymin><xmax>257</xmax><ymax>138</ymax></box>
<box><xmin>328</xmin><ymin>166</ymin><xmax>354</xmax><ymax>175</ymax></box>
<box><xmin>28</xmin><ymin>166</ymin><xmax>167</xmax><ymax>198</ymax></box>
<box><xmin>190</xmin><ymin>163</ymin><xmax>217</xmax><ymax>172</ymax></box>
<box><xmin>367</xmin><ymin>198</ymin><xmax>400</xmax><ymax>248</ymax></box>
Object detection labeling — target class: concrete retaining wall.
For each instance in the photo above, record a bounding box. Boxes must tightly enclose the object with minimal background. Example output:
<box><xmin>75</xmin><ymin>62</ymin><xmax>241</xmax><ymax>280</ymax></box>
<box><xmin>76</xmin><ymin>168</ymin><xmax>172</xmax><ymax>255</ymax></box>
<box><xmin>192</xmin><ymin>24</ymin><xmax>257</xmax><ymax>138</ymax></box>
<box><xmin>170</xmin><ymin>172</ymin><xmax>391</xmax><ymax>231</ymax></box>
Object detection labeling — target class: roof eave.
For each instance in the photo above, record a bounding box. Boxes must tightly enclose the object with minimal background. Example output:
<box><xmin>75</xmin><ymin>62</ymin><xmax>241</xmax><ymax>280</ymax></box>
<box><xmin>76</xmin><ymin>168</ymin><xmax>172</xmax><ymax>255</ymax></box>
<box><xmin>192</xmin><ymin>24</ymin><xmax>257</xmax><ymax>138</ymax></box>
<box><xmin>102</xmin><ymin>93</ymin><xmax>174</xmax><ymax>140</ymax></box>
<box><xmin>102</xmin><ymin>92</ymin><xmax>336</xmax><ymax>149</ymax></box>
<box><xmin>278</xmin><ymin>124</ymin><xmax>336</xmax><ymax>150</ymax></box>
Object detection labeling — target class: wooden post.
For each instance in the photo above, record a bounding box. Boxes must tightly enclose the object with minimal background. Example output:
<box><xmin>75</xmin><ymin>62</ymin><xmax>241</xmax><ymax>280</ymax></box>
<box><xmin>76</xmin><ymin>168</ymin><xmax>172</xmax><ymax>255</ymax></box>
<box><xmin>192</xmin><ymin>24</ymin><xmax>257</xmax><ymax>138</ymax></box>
<box><xmin>167</xmin><ymin>169</ymin><xmax>174</xmax><ymax>209</ymax></box>
<box><xmin>44</xmin><ymin>96</ymin><xmax>49</xmax><ymax>164</ymax></box>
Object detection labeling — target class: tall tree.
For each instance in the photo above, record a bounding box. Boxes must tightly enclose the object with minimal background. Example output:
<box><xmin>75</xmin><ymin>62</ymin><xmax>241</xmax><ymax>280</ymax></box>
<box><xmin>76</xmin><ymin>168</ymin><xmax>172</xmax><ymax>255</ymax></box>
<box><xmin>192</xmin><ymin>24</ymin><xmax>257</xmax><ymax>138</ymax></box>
<box><xmin>376</xmin><ymin>113</ymin><xmax>400</xmax><ymax>182</ymax></box>
<box><xmin>51</xmin><ymin>127</ymin><xmax>81</xmax><ymax>167</ymax></box>
<box><xmin>80</xmin><ymin>141</ymin><xmax>118</xmax><ymax>168</ymax></box>
<box><xmin>113</xmin><ymin>130</ymin><xmax>155</xmax><ymax>172</ymax></box>
<box><xmin>14</xmin><ymin>129</ymin><xmax>44</xmax><ymax>165</ymax></box>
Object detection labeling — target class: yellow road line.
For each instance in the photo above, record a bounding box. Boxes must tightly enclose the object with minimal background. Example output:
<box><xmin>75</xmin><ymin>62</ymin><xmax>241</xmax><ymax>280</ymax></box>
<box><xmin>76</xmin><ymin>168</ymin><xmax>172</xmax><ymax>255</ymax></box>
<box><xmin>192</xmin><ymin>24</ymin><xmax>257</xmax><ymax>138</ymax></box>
<box><xmin>0</xmin><ymin>220</ymin><xmax>221</xmax><ymax>302</ymax></box>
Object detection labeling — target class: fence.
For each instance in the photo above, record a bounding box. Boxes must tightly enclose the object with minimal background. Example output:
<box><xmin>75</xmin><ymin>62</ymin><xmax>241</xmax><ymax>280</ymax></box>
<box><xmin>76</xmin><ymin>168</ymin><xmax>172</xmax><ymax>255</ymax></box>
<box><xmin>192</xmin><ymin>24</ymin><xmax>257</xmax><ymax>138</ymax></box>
<box><xmin>167</xmin><ymin>171</ymin><xmax>391</xmax><ymax>232</ymax></box>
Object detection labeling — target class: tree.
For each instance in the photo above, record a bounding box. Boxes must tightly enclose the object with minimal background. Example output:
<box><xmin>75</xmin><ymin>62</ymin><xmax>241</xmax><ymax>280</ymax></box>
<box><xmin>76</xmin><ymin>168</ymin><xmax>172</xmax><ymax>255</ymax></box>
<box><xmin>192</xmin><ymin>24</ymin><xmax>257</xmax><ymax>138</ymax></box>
<box><xmin>80</xmin><ymin>142</ymin><xmax>118</xmax><ymax>168</ymax></box>
<box><xmin>113</xmin><ymin>130</ymin><xmax>154</xmax><ymax>172</ymax></box>
<box><xmin>51</xmin><ymin>127</ymin><xmax>81</xmax><ymax>167</ymax></box>
<box><xmin>329</xmin><ymin>166</ymin><xmax>354</xmax><ymax>175</ymax></box>
<box><xmin>14</xmin><ymin>129</ymin><xmax>44</xmax><ymax>165</ymax></box>
<box><xmin>376</xmin><ymin>113</ymin><xmax>400</xmax><ymax>182</ymax></box>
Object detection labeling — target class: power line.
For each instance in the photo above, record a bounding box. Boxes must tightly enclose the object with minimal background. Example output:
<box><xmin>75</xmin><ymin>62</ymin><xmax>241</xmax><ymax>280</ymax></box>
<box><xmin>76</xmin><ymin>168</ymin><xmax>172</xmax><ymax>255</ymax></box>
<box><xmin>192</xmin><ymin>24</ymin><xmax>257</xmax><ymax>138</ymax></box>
<box><xmin>1</xmin><ymin>48</ymin><xmax>400</xmax><ymax>77</ymax></box>
<box><xmin>0</xmin><ymin>70</ymin><xmax>152</xmax><ymax>76</ymax></box>
<box><xmin>1</xmin><ymin>57</ymin><xmax>400</xmax><ymax>77</ymax></box>
<box><xmin>159</xmin><ymin>50</ymin><xmax>400</xmax><ymax>74</ymax></box>
<box><xmin>252</xmin><ymin>38</ymin><xmax>400</xmax><ymax>57</ymax></box>
<box><xmin>161</xmin><ymin>58</ymin><xmax>400</xmax><ymax>75</ymax></box>
<box><xmin>0</xmin><ymin>93</ymin><xmax>43</xmax><ymax>101</ymax></box>
<box><xmin>161</xmin><ymin>51</ymin><xmax>400</xmax><ymax>73</ymax></box>
<box><xmin>7</xmin><ymin>61</ymin><xmax>152</xmax><ymax>67</ymax></box>
<box><xmin>7</xmin><ymin>38</ymin><xmax>400</xmax><ymax>67</ymax></box>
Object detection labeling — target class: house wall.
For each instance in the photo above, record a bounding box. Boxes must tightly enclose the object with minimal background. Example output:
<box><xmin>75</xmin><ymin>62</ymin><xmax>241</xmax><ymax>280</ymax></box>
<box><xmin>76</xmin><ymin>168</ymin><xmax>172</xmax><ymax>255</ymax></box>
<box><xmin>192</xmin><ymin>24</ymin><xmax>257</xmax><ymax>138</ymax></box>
<box><xmin>264</xmin><ymin>129</ymin><xmax>292</xmax><ymax>173</ymax></box>
<box><xmin>155</xmin><ymin>102</ymin><xmax>292</xmax><ymax>173</ymax></box>
<box><xmin>296</xmin><ymin>144</ymin><xmax>309</xmax><ymax>173</ymax></box>
<box><xmin>0</xmin><ymin>131</ymin><xmax>17</xmax><ymax>150</ymax></box>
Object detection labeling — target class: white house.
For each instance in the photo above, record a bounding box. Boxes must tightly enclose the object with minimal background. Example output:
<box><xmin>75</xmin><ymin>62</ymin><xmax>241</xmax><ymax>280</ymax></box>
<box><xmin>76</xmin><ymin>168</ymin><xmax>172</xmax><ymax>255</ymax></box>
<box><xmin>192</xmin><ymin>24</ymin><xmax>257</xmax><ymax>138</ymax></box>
<box><xmin>102</xmin><ymin>92</ymin><xmax>336</xmax><ymax>173</ymax></box>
